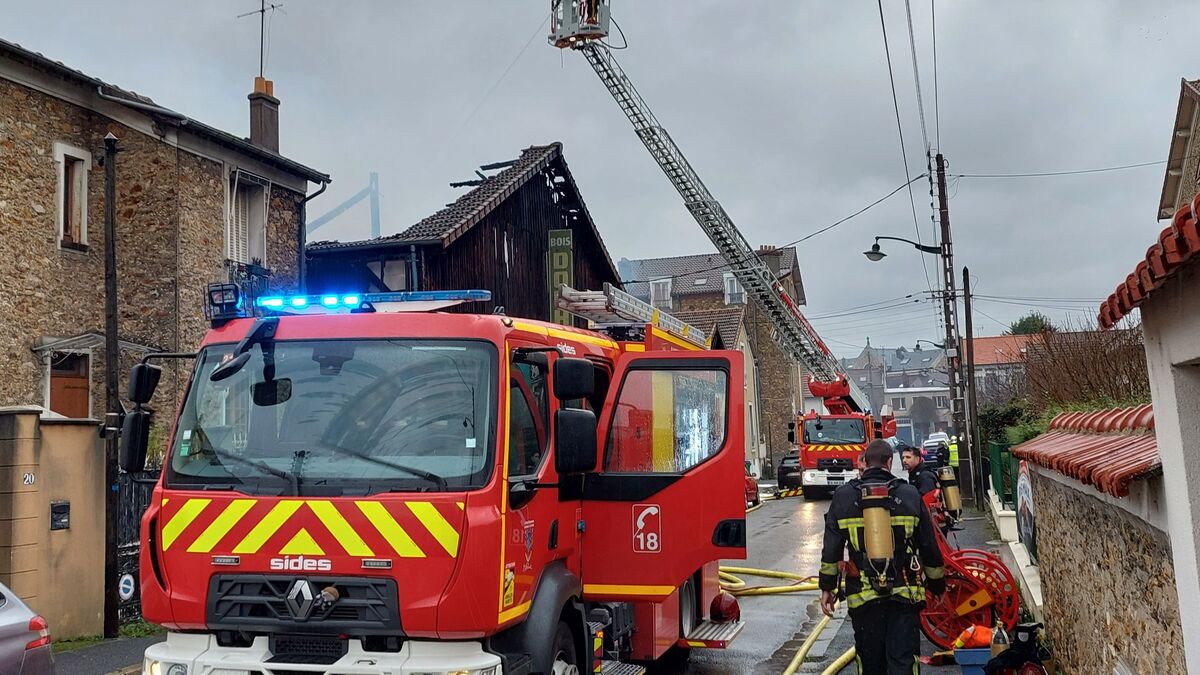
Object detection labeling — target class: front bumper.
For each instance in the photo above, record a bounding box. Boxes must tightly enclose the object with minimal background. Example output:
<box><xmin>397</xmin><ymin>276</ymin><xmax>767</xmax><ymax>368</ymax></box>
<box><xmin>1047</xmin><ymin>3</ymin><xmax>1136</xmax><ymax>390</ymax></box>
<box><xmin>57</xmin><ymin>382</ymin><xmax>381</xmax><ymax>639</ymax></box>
<box><xmin>801</xmin><ymin>469</ymin><xmax>859</xmax><ymax>488</ymax></box>
<box><xmin>143</xmin><ymin>632</ymin><xmax>503</xmax><ymax>675</ymax></box>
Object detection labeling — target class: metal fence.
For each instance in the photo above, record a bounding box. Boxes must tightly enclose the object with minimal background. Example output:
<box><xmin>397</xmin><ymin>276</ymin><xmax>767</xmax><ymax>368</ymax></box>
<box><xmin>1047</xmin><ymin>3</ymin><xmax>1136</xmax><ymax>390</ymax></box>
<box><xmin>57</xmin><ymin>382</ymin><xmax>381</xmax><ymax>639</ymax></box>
<box><xmin>117</xmin><ymin>470</ymin><xmax>159</xmax><ymax>622</ymax></box>
<box><xmin>988</xmin><ymin>441</ymin><xmax>1018</xmax><ymax>509</ymax></box>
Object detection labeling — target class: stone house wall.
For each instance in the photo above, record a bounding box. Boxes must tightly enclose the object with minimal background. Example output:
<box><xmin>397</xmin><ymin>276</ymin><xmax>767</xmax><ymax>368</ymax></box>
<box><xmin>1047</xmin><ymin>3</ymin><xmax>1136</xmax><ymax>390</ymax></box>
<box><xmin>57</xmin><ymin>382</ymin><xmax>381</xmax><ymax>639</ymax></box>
<box><xmin>1033</xmin><ymin>471</ymin><xmax>1185</xmax><ymax>674</ymax></box>
<box><xmin>0</xmin><ymin>76</ymin><xmax>306</xmax><ymax>424</ymax></box>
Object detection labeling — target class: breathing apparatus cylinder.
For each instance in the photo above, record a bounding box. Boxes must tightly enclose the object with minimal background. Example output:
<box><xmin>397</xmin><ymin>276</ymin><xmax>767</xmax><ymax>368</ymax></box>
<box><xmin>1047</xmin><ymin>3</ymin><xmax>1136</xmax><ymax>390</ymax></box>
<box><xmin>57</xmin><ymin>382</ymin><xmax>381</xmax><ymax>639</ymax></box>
<box><xmin>860</xmin><ymin>483</ymin><xmax>894</xmax><ymax>593</ymax></box>
<box><xmin>937</xmin><ymin>466</ymin><xmax>962</xmax><ymax>515</ymax></box>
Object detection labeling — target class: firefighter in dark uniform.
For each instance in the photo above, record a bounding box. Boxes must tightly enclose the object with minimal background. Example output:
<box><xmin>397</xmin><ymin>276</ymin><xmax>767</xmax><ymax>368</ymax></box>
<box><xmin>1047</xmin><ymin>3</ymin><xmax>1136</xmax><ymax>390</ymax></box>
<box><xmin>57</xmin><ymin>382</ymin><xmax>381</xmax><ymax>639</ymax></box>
<box><xmin>820</xmin><ymin>440</ymin><xmax>946</xmax><ymax>674</ymax></box>
<box><xmin>900</xmin><ymin>444</ymin><xmax>940</xmax><ymax>496</ymax></box>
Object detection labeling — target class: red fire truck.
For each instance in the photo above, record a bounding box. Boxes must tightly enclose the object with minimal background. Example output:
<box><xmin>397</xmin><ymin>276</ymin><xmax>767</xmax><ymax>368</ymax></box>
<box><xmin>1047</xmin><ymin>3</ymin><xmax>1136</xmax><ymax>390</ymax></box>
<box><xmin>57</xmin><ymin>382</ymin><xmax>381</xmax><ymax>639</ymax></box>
<box><xmin>787</xmin><ymin>376</ymin><xmax>896</xmax><ymax>499</ymax></box>
<box><xmin>121</xmin><ymin>285</ymin><xmax>746</xmax><ymax>674</ymax></box>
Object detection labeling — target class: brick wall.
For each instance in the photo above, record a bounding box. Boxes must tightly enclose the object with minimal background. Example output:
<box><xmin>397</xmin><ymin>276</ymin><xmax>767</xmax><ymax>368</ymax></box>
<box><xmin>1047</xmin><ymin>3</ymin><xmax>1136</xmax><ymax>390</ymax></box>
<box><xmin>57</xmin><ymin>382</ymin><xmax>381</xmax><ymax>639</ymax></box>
<box><xmin>0</xmin><ymin>76</ymin><xmax>305</xmax><ymax>421</ymax></box>
<box><xmin>1033</xmin><ymin>472</ymin><xmax>1185</xmax><ymax>674</ymax></box>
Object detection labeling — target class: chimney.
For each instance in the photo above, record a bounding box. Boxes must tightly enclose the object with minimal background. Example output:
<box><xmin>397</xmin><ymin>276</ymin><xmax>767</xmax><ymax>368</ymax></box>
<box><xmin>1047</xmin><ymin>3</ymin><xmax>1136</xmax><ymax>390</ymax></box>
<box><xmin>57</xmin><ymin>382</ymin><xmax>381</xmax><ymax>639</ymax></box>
<box><xmin>248</xmin><ymin>76</ymin><xmax>279</xmax><ymax>152</ymax></box>
<box><xmin>758</xmin><ymin>244</ymin><xmax>782</xmax><ymax>276</ymax></box>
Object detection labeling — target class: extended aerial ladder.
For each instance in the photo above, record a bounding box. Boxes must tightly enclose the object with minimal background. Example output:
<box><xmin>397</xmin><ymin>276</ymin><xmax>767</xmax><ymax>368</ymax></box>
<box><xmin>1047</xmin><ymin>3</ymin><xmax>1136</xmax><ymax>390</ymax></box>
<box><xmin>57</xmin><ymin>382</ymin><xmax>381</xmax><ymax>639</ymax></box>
<box><xmin>558</xmin><ymin>282</ymin><xmax>711</xmax><ymax>349</ymax></box>
<box><xmin>550</xmin><ymin>1</ymin><xmax>871</xmax><ymax>412</ymax></box>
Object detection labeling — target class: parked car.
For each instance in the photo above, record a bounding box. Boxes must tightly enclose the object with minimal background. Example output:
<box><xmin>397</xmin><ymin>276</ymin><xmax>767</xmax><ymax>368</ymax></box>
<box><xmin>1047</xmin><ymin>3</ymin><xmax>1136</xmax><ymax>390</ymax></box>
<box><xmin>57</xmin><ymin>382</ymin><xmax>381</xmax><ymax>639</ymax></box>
<box><xmin>0</xmin><ymin>582</ymin><xmax>52</xmax><ymax>674</ymax></box>
<box><xmin>777</xmin><ymin>451</ymin><xmax>802</xmax><ymax>489</ymax></box>
<box><xmin>745</xmin><ymin>467</ymin><xmax>762</xmax><ymax>507</ymax></box>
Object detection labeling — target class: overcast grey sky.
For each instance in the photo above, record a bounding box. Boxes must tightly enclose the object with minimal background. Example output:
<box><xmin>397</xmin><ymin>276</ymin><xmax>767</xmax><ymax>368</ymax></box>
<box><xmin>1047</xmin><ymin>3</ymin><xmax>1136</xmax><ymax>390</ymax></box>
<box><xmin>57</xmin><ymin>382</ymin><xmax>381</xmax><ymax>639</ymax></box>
<box><xmin>6</xmin><ymin>1</ymin><xmax>1193</xmax><ymax>356</ymax></box>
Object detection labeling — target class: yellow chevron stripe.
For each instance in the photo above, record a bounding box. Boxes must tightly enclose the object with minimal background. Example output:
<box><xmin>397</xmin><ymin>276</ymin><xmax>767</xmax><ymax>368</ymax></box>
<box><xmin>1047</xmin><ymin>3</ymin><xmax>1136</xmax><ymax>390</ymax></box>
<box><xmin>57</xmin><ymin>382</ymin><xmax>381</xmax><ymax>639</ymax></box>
<box><xmin>162</xmin><ymin>499</ymin><xmax>210</xmax><ymax>551</ymax></box>
<box><xmin>408</xmin><ymin>501</ymin><xmax>460</xmax><ymax>556</ymax></box>
<box><xmin>309</xmin><ymin>500</ymin><xmax>374</xmax><ymax>556</ymax></box>
<box><xmin>279</xmin><ymin>528</ymin><xmax>325</xmax><ymax>555</ymax></box>
<box><xmin>358</xmin><ymin>501</ymin><xmax>425</xmax><ymax>558</ymax></box>
<box><xmin>233</xmin><ymin>501</ymin><xmax>304</xmax><ymax>554</ymax></box>
<box><xmin>187</xmin><ymin>499</ymin><xmax>256</xmax><ymax>553</ymax></box>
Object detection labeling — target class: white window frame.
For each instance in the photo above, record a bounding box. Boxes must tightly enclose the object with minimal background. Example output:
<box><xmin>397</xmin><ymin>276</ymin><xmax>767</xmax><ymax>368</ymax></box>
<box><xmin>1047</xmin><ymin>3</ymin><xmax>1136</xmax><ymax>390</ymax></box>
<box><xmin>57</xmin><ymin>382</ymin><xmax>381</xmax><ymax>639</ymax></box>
<box><xmin>53</xmin><ymin>142</ymin><xmax>92</xmax><ymax>250</ymax></box>
<box><xmin>935</xmin><ymin>395</ymin><xmax>949</xmax><ymax>409</ymax></box>
<box><xmin>891</xmin><ymin>396</ymin><xmax>907</xmax><ymax>411</ymax></box>
<box><xmin>41</xmin><ymin>349</ymin><xmax>93</xmax><ymax>419</ymax></box>
<box><xmin>226</xmin><ymin>168</ymin><xmax>271</xmax><ymax>266</ymax></box>
<box><xmin>723</xmin><ymin>272</ymin><xmax>745</xmax><ymax>305</ymax></box>
<box><xmin>649</xmin><ymin>277</ymin><xmax>672</xmax><ymax>310</ymax></box>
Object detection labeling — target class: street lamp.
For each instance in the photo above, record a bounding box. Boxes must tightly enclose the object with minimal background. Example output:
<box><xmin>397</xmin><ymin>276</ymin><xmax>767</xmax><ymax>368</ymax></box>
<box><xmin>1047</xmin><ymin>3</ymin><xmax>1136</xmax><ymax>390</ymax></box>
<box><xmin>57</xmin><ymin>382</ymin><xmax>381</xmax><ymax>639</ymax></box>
<box><xmin>863</xmin><ymin>236</ymin><xmax>942</xmax><ymax>262</ymax></box>
<box><xmin>914</xmin><ymin>339</ymin><xmax>945</xmax><ymax>350</ymax></box>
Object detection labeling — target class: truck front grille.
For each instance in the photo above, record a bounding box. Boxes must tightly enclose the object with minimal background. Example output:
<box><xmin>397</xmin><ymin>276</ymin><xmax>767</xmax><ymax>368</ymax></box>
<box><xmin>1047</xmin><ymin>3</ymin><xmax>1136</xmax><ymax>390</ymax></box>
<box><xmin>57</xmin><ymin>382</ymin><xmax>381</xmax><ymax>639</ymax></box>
<box><xmin>207</xmin><ymin>575</ymin><xmax>401</xmax><ymax>635</ymax></box>
<box><xmin>816</xmin><ymin>458</ymin><xmax>853</xmax><ymax>471</ymax></box>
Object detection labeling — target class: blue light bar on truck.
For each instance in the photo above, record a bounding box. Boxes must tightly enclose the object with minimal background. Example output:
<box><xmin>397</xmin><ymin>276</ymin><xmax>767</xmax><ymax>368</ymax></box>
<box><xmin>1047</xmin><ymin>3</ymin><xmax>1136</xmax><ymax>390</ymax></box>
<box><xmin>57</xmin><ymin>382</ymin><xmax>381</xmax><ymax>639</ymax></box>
<box><xmin>253</xmin><ymin>290</ymin><xmax>492</xmax><ymax>314</ymax></box>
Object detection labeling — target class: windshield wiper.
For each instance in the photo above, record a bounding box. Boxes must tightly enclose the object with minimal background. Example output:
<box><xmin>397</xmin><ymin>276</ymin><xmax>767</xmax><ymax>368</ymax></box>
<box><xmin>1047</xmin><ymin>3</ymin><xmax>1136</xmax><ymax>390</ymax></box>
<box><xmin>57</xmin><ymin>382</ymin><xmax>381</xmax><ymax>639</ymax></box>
<box><xmin>204</xmin><ymin>445</ymin><xmax>300</xmax><ymax>496</ymax></box>
<box><xmin>314</xmin><ymin>440</ymin><xmax>448</xmax><ymax>491</ymax></box>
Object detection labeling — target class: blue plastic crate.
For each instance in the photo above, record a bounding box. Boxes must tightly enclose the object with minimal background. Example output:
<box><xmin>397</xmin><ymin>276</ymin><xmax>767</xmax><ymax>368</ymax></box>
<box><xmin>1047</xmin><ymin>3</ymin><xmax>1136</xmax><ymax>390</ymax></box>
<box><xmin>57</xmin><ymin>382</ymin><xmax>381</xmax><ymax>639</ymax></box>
<box><xmin>954</xmin><ymin>648</ymin><xmax>992</xmax><ymax>675</ymax></box>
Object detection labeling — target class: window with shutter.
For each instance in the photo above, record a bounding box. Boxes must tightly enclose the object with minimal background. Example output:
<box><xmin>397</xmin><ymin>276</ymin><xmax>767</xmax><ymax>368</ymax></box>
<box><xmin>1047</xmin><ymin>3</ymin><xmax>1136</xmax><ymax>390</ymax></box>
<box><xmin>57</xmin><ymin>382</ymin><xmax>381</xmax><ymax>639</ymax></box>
<box><xmin>229</xmin><ymin>185</ymin><xmax>250</xmax><ymax>263</ymax></box>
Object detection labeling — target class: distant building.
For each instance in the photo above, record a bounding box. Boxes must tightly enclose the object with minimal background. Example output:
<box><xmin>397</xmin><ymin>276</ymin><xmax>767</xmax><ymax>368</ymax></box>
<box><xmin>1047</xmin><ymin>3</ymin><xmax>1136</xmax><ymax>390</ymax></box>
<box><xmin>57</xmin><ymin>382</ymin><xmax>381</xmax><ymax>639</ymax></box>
<box><xmin>619</xmin><ymin>246</ymin><xmax>805</xmax><ymax>466</ymax></box>
<box><xmin>846</xmin><ymin>344</ymin><xmax>949</xmax><ymax>444</ymax></box>
<box><xmin>968</xmin><ymin>334</ymin><xmax>1035</xmax><ymax>404</ymax></box>
<box><xmin>0</xmin><ymin>37</ymin><xmax>329</xmax><ymax>420</ymax></box>
<box><xmin>307</xmin><ymin>143</ymin><xmax>621</xmax><ymax>324</ymax></box>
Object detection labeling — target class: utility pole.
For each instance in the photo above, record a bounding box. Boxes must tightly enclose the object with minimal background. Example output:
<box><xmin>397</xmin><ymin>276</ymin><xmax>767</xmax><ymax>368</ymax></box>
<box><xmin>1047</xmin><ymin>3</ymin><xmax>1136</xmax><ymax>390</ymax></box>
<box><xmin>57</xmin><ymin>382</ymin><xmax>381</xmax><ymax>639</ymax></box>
<box><xmin>934</xmin><ymin>153</ymin><xmax>972</xmax><ymax>501</ymax></box>
<box><xmin>102</xmin><ymin>133</ymin><xmax>121</xmax><ymax>639</ymax></box>
<box><xmin>963</xmin><ymin>267</ymin><xmax>981</xmax><ymax>503</ymax></box>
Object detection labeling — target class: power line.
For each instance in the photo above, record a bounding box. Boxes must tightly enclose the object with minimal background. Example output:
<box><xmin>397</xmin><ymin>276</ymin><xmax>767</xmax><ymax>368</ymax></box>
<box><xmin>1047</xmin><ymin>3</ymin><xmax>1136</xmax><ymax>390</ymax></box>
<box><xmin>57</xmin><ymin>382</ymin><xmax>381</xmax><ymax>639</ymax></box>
<box><xmin>971</xmin><ymin>306</ymin><xmax>1011</xmax><ymax>332</ymax></box>
<box><xmin>876</xmin><ymin>0</ymin><xmax>939</xmax><ymax>324</ymax></box>
<box><xmin>456</xmin><ymin>12</ymin><xmax>550</xmax><ymax>134</ymax></box>
<box><xmin>806</xmin><ymin>292</ymin><xmax>925</xmax><ymax>318</ymax></box>
<box><xmin>951</xmin><ymin>160</ymin><xmax>1165</xmax><ymax>179</ymax></box>
<box><xmin>903</xmin><ymin>0</ymin><xmax>930</xmax><ymax>153</ymax></box>
<box><xmin>620</xmin><ymin>174</ymin><xmax>925</xmax><ymax>285</ymax></box>
<box><xmin>808</xmin><ymin>298</ymin><xmax>925</xmax><ymax>321</ymax></box>
<box><xmin>931</xmin><ymin>0</ymin><xmax>940</xmax><ymax>150</ymax></box>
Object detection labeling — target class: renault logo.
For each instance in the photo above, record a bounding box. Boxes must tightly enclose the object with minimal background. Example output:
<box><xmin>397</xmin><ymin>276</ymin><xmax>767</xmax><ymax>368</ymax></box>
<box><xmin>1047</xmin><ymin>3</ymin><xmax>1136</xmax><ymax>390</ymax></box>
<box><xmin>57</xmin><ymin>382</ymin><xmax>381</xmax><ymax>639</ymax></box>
<box><xmin>286</xmin><ymin>579</ymin><xmax>316</xmax><ymax>619</ymax></box>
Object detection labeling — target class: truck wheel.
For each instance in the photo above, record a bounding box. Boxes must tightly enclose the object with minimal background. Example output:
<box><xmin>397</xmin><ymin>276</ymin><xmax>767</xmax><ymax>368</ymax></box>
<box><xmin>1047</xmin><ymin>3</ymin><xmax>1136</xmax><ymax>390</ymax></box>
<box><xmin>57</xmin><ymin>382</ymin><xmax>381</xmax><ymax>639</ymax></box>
<box><xmin>549</xmin><ymin>619</ymin><xmax>580</xmax><ymax>675</ymax></box>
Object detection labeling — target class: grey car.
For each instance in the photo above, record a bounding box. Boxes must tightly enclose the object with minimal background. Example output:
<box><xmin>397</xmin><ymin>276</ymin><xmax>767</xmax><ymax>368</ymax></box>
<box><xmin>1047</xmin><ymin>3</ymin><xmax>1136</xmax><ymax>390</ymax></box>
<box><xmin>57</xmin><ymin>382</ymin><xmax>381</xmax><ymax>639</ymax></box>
<box><xmin>0</xmin><ymin>582</ymin><xmax>52</xmax><ymax>674</ymax></box>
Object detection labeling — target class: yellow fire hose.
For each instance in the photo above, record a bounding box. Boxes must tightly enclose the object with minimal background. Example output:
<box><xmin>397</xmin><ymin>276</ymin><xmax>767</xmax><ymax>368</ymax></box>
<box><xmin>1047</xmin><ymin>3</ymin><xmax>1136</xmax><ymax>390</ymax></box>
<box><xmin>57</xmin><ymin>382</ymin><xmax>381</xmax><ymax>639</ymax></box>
<box><xmin>780</xmin><ymin>614</ymin><xmax>830</xmax><ymax>675</ymax></box>
<box><xmin>822</xmin><ymin>646</ymin><xmax>856</xmax><ymax>673</ymax></box>
<box><xmin>732</xmin><ymin>496</ymin><xmax>857</xmax><ymax>673</ymax></box>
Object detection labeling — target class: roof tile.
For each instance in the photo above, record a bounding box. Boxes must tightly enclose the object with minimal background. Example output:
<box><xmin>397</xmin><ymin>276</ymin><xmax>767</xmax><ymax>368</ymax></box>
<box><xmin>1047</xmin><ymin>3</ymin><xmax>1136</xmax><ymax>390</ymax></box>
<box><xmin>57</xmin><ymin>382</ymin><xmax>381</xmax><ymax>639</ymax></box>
<box><xmin>1100</xmin><ymin>192</ymin><xmax>1200</xmax><ymax>327</ymax></box>
<box><xmin>1012</xmin><ymin>404</ymin><xmax>1159</xmax><ymax>498</ymax></box>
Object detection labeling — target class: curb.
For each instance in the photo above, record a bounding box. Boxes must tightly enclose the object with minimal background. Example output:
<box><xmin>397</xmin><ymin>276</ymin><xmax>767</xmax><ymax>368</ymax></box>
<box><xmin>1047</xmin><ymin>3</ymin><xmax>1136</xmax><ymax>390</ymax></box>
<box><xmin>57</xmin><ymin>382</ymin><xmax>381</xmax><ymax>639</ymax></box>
<box><xmin>106</xmin><ymin>665</ymin><xmax>141</xmax><ymax>675</ymax></box>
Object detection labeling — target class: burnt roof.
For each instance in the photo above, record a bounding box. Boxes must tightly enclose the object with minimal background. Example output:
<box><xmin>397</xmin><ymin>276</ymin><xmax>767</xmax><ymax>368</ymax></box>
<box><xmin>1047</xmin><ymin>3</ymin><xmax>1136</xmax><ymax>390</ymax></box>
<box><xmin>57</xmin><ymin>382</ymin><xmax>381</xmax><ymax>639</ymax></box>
<box><xmin>0</xmin><ymin>37</ymin><xmax>329</xmax><ymax>184</ymax></box>
<box><xmin>308</xmin><ymin>143</ymin><xmax>620</xmax><ymax>282</ymax></box>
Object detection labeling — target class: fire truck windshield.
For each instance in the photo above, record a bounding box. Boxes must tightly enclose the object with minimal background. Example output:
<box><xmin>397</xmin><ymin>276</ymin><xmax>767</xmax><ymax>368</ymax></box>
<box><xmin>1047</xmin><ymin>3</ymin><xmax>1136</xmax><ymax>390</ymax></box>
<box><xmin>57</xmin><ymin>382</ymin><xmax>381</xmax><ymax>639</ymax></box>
<box><xmin>803</xmin><ymin>418</ymin><xmax>866</xmax><ymax>445</ymax></box>
<box><xmin>166</xmin><ymin>339</ymin><xmax>497</xmax><ymax>494</ymax></box>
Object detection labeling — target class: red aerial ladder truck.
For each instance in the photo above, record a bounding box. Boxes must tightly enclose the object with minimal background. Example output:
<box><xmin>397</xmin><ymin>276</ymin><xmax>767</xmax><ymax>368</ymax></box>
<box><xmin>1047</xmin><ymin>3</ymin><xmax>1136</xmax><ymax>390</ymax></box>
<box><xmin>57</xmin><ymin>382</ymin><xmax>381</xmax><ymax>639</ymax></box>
<box><xmin>123</xmin><ymin>285</ymin><xmax>747</xmax><ymax>675</ymax></box>
<box><xmin>786</xmin><ymin>377</ymin><xmax>897</xmax><ymax>499</ymax></box>
<box><xmin>548</xmin><ymin>1</ymin><xmax>891</xmax><ymax>495</ymax></box>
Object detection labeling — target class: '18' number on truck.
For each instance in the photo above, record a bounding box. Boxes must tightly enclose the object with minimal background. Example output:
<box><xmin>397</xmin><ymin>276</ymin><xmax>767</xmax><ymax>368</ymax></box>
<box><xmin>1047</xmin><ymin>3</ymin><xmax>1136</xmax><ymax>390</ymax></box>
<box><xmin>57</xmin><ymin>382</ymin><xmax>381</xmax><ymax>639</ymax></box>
<box><xmin>632</xmin><ymin>503</ymin><xmax>661</xmax><ymax>553</ymax></box>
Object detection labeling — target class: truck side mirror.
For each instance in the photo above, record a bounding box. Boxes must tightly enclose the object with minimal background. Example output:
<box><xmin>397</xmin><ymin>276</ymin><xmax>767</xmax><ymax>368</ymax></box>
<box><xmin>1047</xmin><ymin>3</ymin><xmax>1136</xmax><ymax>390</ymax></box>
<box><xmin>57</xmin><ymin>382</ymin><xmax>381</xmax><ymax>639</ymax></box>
<box><xmin>119</xmin><ymin>410</ymin><xmax>153</xmax><ymax>473</ymax></box>
<box><xmin>554</xmin><ymin>408</ymin><xmax>597</xmax><ymax>475</ymax></box>
<box><xmin>128</xmin><ymin>363</ymin><xmax>163</xmax><ymax>404</ymax></box>
<box><xmin>553</xmin><ymin>357</ymin><xmax>594</xmax><ymax>401</ymax></box>
<box><xmin>787</xmin><ymin>421</ymin><xmax>796</xmax><ymax>445</ymax></box>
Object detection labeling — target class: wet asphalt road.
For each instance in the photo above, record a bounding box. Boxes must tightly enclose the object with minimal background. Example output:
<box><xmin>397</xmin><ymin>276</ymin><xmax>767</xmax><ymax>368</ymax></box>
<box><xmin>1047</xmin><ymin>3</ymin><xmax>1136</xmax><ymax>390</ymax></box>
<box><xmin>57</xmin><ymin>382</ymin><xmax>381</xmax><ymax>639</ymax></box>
<box><xmin>653</xmin><ymin>453</ymin><xmax>913</xmax><ymax>674</ymax></box>
<box><xmin>654</xmin><ymin>492</ymin><xmax>834</xmax><ymax>674</ymax></box>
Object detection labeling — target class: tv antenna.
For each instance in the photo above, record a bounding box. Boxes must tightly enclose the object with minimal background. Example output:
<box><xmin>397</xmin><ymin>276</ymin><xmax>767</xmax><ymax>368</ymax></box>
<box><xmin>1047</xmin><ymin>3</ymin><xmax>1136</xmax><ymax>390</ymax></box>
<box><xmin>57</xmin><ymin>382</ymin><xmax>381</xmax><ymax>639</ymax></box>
<box><xmin>238</xmin><ymin>0</ymin><xmax>285</xmax><ymax>77</ymax></box>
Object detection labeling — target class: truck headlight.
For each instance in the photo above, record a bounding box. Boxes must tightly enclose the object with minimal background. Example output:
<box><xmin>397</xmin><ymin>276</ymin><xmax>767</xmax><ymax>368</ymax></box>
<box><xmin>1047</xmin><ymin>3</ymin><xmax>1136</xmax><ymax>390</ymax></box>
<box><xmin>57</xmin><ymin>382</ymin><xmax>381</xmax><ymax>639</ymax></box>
<box><xmin>447</xmin><ymin>669</ymin><xmax>498</xmax><ymax>675</ymax></box>
<box><xmin>144</xmin><ymin>660</ymin><xmax>187</xmax><ymax>675</ymax></box>
<box><xmin>803</xmin><ymin>470</ymin><xmax>819</xmax><ymax>483</ymax></box>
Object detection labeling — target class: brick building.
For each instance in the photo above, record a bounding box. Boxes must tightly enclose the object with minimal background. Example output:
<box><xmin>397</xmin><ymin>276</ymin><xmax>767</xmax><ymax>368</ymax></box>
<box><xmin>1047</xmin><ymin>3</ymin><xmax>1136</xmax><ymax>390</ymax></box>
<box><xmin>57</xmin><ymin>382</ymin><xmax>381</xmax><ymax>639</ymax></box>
<box><xmin>0</xmin><ymin>38</ymin><xmax>329</xmax><ymax>421</ymax></box>
<box><xmin>619</xmin><ymin>246</ymin><xmax>805</xmax><ymax>469</ymax></box>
